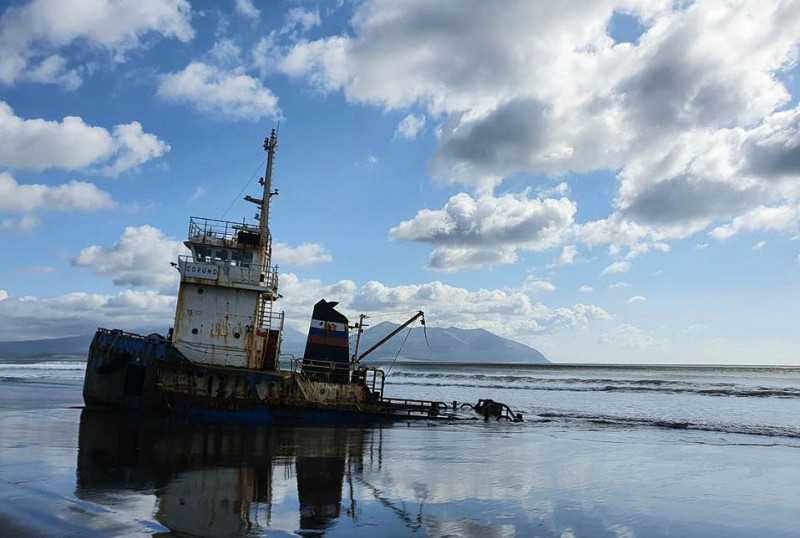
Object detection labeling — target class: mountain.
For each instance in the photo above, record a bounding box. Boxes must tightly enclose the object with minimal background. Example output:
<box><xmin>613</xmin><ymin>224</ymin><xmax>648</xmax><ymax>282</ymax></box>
<box><xmin>0</xmin><ymin>328</ymin><xmax>166</xmax><ymax>360</ymax></box>
<box><xmin>0</xmin><ymin>324</ymin><xmax>549</xmax><ymax>364</ymax></box>
<box><xmin>0</xmin><ymin>334</ymin><xmax>94</xmax><ymax>359</ymax></box>
<box><xmin>351</xmin><ymin>321</ymin><xmax>549</xmax><ymax>363</ymax></box>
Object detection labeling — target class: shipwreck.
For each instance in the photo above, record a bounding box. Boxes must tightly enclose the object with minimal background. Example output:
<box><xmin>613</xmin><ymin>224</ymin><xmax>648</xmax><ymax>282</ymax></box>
<box><xmin>82</xmin><ymin>131</ymin><xmax>522</xmax><ymax>423</ymax></box>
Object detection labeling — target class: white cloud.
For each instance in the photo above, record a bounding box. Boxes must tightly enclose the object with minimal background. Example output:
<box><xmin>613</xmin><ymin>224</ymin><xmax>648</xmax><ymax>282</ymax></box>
<box><xmin>277</xmin><ymin>0</ymin><xmax>800</xmax><ymax>244</ymax></box>
<box><xmin>601</xmin><ymin>261</ymin><xmax>630</xmax><ymax>275</ymax></box>
<box><xmin>273</xmin><ymin>243</ymin><xmax>332</xmax><ymax>267</ymax></box>
<box><xmin>284</xmin><ymin>8</ymin><xmax>321</xmax><ymax>33</ymax></box>
<box><xmin>0</xmin><ymin>172</ymin><xmax>116</xmax><ymax>214</ymax></box>
<box><xmin>277</xmin><ymin>273</ymin><xmax>612</xmax><ymax>338</ymax></box>
<box><xmin>0</xmin><ymin>290</ymin><xmax>176</xmax><ymax>340</ymax></box>
<box><xmin>1</xmin><ymin>215</ymin><xmax>40</xmax><ymax>233</ymax></box>
<box><xmin>0</xmin><ymin>290</ymin><xmax>7</xmax><ymax>301</ymax></box>
<box><xmin>72</xmin><ymin>225</ymin><xmax>187</xmax><ymax>292</ymax></box>
<box><xmin>208</xmin><ymin>38</ymin><xmax>242</xmax><ymax>67</ymax></box>
<box><xmin>694</xmin><ymin>243</ymin><xmax>708</xmax><ymax>251</ymax></box>
<box><xmin>627</xmin><ymin>295</ymin><xmax>646</xmax><ymax>304</ymax></box>
<box><xmin>390</xmin><ymin>192</ymin><xmax>576</xmax><ymax>270</ymax></box>
<box><xmin>556</xmin><ymin>245</ymin><xmax>577</xmax><ymax>265</ymax></box>
<box><xmin>19</xmin><ymin>265</ymin><xmax>54</xmax><ymax>274</ymax></box>
<box><xmin>157</xmin><ymin>62</ymin><xmax>281</xmax><ymax>121</ymax></box>
<box><xmin>624</xmin><ymin>242</ymin><xmax>669</xmax><ymax>260</ymax></box>
<box><xmin>188</xmin><ymin>185</ymin><xmax>207</xmax><ymax>202</ymax></box>
<box><xmin>100</xmin><ymin>121</ymin><xmax>171</xmax><ymax>177</ymax></box>
<box><xmin>393</xmin><ymin>114</ymin><xmax>426</xmax><ymax>140</ymax></box>
<box><xmin>598</xmin><ymin>324</ymin><xmax>665</xmax><ymax>349</ymax></box>
<box><xmin>710</xmin><ymin>205</ymin><xmax>800</xmax><ymax>240</ymax></box>
<box><xmin>234</xmin><ymin>0</ymin><xmax>259</xmax><ymax>20</ymax></box>
<box><xmin>524</xmin><ymin>277</ymin><xmax>556</xmax><ymax>293</ymax></box>
<box><xmin>752</xmin><ymin>240</ymin><xmax>767</xmax><ymax>250</ymax></box>
<box><xmin>0</xmin><ymin>101</ymin><xmax>169</xmax><ymax>175</ymax></box>
<box><xmin>607</xmin><ymin>282</ymin><xmax>630</xmax><ymax>290</ymax></box>
<box><xmin>0</xmin><ymin>0</ymin><xmax>193</xmax><ymax>88</ymax></box>
<box><xmin>579</xmin><ymin>285</ymin><xmax>593</xmax><ymax>293</ymax></box>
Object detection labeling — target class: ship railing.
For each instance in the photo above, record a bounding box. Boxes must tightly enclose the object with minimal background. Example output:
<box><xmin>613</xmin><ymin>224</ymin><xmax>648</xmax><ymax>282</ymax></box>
<box><xmin>188</xmin><ymin>217</ymin><xmax>271</xmax><ymax>251</ymax></box>
<box><xmin>290</xmin><ymin>357</ymin><xmax>352</xmax><ymax>384</ymax></box>
<box><xmin>379</xmin><ymin>397</ymin><xmax>450</xmax><ymax>412</ymax></box>
<box><xmin>352</xmin><ymin>365</ymin><xmax>386</xmax><ymax>399</ymax></box>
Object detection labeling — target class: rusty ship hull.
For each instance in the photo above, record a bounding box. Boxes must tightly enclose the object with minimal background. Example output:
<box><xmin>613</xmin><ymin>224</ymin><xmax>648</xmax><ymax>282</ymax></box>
<box><xmin>83</xmin><ymin>329</ymin><xmax>459</xmax><ymax>422</ymax></box>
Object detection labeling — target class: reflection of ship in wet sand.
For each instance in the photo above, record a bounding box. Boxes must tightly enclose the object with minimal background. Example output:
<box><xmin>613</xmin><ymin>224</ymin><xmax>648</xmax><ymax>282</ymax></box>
<box><xmin>76</xmin><ymin>409</ymin><xmax>378</xmax><ymax>536</ymax></box>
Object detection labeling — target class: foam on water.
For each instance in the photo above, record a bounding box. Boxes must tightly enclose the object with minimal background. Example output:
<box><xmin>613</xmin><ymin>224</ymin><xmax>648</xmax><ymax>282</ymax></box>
<box><xmin>0</xmin><ymin>360</ymin><xmax>87</xmax><ymax>384</ymax></box>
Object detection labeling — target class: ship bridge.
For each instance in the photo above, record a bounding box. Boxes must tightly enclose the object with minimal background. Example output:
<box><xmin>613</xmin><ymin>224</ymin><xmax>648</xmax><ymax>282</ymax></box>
<box><xmin>178</xmin><ymin>217</ymin><xmax>279</xmax><ymax>295</ymax></box>
<box><xmin>171</xmin><ymin>131</ymin><xmax>284</xmax><ymax>370</ymax></box>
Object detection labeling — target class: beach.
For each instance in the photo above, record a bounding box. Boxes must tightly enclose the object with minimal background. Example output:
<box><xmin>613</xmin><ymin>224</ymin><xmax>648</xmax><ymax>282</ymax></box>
<box><xmin>1</xmin><ymin>360</ymin><xmax>799</xmax><ymax>537</ymax></box>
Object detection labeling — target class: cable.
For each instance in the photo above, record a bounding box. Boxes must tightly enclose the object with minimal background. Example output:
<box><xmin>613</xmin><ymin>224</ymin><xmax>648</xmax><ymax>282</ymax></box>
<box><xmin>385</xmin><ymin>323</ymin><xmax>415</xmax><ymax>377</ymax></box>
<box><xmin>220</xmin><ymin>157</ymin><xmax>266</xmax><ymax>219</ymax></box>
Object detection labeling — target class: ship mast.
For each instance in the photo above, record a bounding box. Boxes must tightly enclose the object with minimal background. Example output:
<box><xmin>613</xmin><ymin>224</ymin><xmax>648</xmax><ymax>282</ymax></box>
<box><xmin>245</xmin><ymin>128</ymin><xmax>278</xmax><ymax>261</ymax></box>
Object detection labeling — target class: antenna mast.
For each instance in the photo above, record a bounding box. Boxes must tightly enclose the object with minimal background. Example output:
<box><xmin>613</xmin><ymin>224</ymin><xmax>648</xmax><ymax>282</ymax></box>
<box><xmin>260</xmin><ymin>129</ymin><xmax>277</xmax><ymax>249</ymax></box>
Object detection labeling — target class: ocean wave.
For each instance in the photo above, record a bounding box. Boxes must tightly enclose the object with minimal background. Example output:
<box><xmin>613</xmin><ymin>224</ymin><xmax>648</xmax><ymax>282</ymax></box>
<box><xmin>385</xmin><ymin>378</ymin><xmax>800</xmax><ymax>399</ymax></box>
<box><xmin>536</xmin><ymin>411</ymin><xmax>800</xmax><ymax>439</ymax></box>
<box><xmin>0</xmin><ymin>361</ymin><xmax>86</xmax><ymax>370</ymax></box>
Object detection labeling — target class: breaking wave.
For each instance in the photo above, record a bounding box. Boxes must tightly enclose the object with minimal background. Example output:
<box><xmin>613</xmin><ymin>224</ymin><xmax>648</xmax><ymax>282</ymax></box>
<box><xmin>386</xmin><ymin>371</ymin><xmax>800</xmax><ymax>399</ymax></box>
<box><xmin>535</xmin><ymin>410</ymin><xmax>800</xmax><ymax>440</ymax></box>
<box><xmin>0</xmin><ymin>360</ymin><xmax>86</xmax><ymax>384</ymax></box>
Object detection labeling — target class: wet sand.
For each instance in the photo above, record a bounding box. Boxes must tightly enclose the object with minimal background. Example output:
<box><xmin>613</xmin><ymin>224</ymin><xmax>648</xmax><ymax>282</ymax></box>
<box><xmin>1</xmin><ymin>377</ymin><xmax>800</xmax><ymax>537</ymax></box>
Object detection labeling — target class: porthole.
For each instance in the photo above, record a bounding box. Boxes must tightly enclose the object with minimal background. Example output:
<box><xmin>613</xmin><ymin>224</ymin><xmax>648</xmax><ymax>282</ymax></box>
<box><xmin>197</xmin><ymin>288</ymin><xmax>204</xmax><ymax>294</ymax></box>
<box><xmin>234</xmin><ymin>332</ymin><xmax>241</xmax><ymax>339</ymax></box>
<box><xmin>191</xmin><ymin>328</ymin><xmax>198</xmax><ymax>335</ymax></box>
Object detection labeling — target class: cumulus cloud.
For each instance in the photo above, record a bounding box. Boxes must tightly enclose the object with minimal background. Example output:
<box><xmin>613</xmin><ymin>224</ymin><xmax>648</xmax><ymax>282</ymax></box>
<box><xmin>524</xmin><ymin>277</ymin><xmax>556</xmax><ymax>293</ymax></box>
<box><xmin>710</xmin><ymin>205</ymin><xmax>800</xmax><ymax>240</ymax></box>
<box><xmin>393</xmin><ymin>114</ymin><xmax>426</xmax><ymax>140</ymax></box>
<box><xmin>598</xmin><ymin>324</ymin><xmax>665</xmax><ymax>349</ymax></box>
<box><xmin>390</xmin><ymin>192</ymin><xmax>576</xmax><ymax>270</ymax></box>
<box><xmin>234</xmin><ymin>0</ymin><xmax>259</xmax><ymax>20</ymax></box>
<box><xmin>0</xmin><ymin>102</ymin><xmax>169</xmax><ymax>175</ymax></box>
<box><xmin>72</xmin><ymin>225</ymin><xmax>187</xmax><ymax>292</ymax></box>
<box><xmin>276</xmin><ymin>0</ymin><xmax>800</xmax><ymax>247</ymax></box>
<box><xmin>284</xmin><ymin>8</ymin><xmax>321</xmax><ymax>34</ymax></box>
<box><xmin>579</xmin><ymin>285</ymin><xmax>594</xmax><ymax>293</ymax></box>
<box><xmin>601</xmin><ymin>261</ymin><xmax>630</xmax><ymax>275</ymax></box>
<box><xmin>0</xmin><ymin>0</ymin><xmax>193</xmax><ymax>88</ymax></box>
<box><xmin>0</xmin><ymin>215</ymin><xmax>40</xmax><ymax>233</ymax></box>
<box><xmin>627</xmin><ymin>295</ymin><xmax>646</xmax><ymax>304</ymax></box>
<box><xmin>273</xmin><ymin>242</ymin><xmax>332</xmax><ymax>267</ymax></box>
<box><xmin>0</xmin><ymin>172</ymin><xmax>115</xmax><ymax>216</ymax></box>
<box><xmin>276</xmin><ymin>273</ymin><xmax>613</xmax><ymax>339</ymax></box>
<box><xmin>0</xmin><ymin>290</ymin><xmax>176</xmax><ymax>340</ymax></box>
<box><xmin>157</xmin><ymin>62</ymin><xmax>281</xmax><ymax>121</ymax></box>
<box><xmin>556</xmin><ymin>245</ymin><xmax>578</xmax><ymax>265</ymax></box>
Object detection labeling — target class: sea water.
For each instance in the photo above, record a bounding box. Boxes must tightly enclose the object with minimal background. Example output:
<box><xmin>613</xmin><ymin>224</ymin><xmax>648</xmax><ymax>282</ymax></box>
<box><xmin>0</xmin><ymin>359</ymin><xmax>799</xmax><ymax>536</ymax></box>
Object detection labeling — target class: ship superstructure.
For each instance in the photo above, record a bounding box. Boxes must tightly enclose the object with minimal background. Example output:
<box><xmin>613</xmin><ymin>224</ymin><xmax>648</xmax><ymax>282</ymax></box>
<box><xmin>172</xmin><ymin>131</ymin><xmax>283</xmax><ymax>370</ymax></box>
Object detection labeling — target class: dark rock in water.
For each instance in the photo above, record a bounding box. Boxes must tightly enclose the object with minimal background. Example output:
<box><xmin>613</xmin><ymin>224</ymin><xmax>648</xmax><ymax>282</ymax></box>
<box><xmin>351</xmin><ymin>321</ymin><xmax>549</xmax><ymax>364</ymax></box>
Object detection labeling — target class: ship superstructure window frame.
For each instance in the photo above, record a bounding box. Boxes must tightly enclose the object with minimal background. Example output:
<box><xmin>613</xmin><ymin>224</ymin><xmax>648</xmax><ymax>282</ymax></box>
<box><xmin>192</xmin><ymin>245</ymin><xmax>253</xmax><ymax>268</ymax></box>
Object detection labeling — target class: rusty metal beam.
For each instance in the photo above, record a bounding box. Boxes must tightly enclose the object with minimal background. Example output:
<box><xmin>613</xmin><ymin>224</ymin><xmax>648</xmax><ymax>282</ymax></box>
<box><xmin>356</xmin><ymin>311</ymin><xmax>424</xmax><ymax>363</ymax></box>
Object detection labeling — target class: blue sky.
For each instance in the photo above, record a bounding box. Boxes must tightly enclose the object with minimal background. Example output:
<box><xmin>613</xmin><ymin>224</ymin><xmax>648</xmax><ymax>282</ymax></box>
<box><xmin>0</xmin><ymin>0</ymin><xmax>799</xmax><ymax>364</ymax></box>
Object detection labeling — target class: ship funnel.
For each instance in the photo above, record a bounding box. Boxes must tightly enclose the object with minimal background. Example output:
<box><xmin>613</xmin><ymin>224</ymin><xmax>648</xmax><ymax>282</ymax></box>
<box><xmin>303</xmin><ymin>299</ymin><xmax>350</xmax><ymax>366</ymax></box>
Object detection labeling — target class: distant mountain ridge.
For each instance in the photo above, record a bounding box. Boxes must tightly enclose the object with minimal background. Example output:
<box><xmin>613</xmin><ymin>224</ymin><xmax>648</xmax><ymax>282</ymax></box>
<box><xmin>0</xmin><ymin>323</ymin><xmax>549</xmax><ymax>364</ymax></box>
<box><xmin>349</xmin><ymin>321</ymin><xmax>549</xmax><ymax>364</ymax></box>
